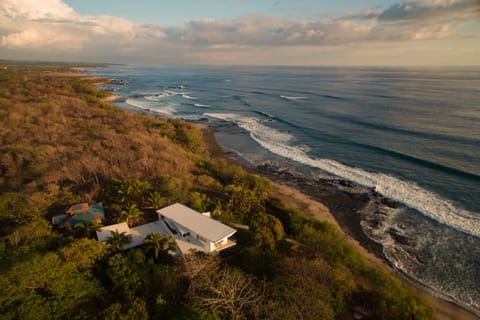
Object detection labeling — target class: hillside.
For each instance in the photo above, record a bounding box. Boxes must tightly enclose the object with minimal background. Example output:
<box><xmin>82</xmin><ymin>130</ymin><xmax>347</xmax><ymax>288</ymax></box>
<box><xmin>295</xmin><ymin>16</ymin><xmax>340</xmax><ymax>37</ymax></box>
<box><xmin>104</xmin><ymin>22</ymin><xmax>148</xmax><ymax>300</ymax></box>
<box><xmin>0</xmin><ymin>63</ymin><xmax>434</xmax><ymax>320</ymax></box>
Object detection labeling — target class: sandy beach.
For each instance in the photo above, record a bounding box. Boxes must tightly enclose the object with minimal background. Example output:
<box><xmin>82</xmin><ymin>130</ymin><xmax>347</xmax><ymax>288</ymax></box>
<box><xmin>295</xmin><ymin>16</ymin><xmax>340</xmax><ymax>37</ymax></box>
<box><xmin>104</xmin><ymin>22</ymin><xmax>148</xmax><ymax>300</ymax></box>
<box><xmin>199</xmin><ymin>126</ymin><xmax>479</xmax><ymax>320</ymax></box>
<box><xmin>103</xmin><ymin>94</ymin><xmax>122</xmax><ymax>103</ymax></box>
<box><xmin>265</xmin><ymin>176</ymin><xmax>479</xmax><ymax>320</ymax></box>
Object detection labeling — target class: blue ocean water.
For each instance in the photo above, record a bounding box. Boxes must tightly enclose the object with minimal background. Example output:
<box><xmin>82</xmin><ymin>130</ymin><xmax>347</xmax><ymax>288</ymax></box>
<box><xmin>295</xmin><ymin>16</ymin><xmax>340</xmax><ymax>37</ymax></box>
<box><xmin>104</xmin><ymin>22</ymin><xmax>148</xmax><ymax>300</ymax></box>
<box><xmin>89</xmin><ymin>66</ymin><xmax>480</xmax><ymax>314</ymax></box>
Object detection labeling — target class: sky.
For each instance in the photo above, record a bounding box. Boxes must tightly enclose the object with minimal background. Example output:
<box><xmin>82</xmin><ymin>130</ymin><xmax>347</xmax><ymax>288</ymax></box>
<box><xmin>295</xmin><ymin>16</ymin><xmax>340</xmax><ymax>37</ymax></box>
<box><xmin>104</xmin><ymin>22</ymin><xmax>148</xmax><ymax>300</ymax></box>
<box><xmin>0</xmin><ymin>0</ymin><xmax>479</xmax><ymax>66</ymax></box>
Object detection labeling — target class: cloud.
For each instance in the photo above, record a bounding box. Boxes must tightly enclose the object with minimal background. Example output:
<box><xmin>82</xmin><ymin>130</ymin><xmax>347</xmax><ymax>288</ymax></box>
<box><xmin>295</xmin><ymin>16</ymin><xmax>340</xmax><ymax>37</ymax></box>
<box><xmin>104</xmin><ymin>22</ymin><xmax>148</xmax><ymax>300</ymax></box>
<box><xmin>379</xmin><ymin>0</ymin><xmax>477</xmax><ymax>20</ymax></box>
<box><xmin>1</xmin><ymin>0</ymin><xmax>77</xmax><ymax>21</ymax></box>
<box><xmin>0</xmin><ymin>28</ymin><xmax>83</xmax><ymax>50</ymax></box>
<box><xmin>155</xmin><ymin>0</ymin><xmax>476</xmax><ymax>47</ymax></box>
<box><xmin>0</xmin><ymin>0</ymin><xmax>135</xmax><ymax>51</ymax></box>
<box><xmin>0</xmin><ymin>0</ymin><xmax>478</xmax><ymax>65</ymax></box>
<box><xmin>159</xmin><ymin>15</ymin><xmax>376</xmax><ymax>46</ymax></box>
<box><xmin>347</xmin><ymin>0</ymin><xmax>478</xmax><ymax>21</ymax></box>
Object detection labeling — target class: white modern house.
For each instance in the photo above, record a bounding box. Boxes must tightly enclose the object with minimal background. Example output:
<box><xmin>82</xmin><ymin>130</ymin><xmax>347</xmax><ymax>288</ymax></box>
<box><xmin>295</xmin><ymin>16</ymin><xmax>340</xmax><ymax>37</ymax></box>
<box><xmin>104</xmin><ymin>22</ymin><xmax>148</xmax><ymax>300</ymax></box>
<box><xmin>157</xmin><ymin>203</ymin><xmax>237</xmax><ymax>254</ymax></box>
<box><xmin>96</xmin><ymin>220</ymin><xmax>172</xmax><ymax>250</ymax></box>
<box><xmin>96</xmin><ymin>222</ymin><xmax>130</xmax><ymax>243</ymax></box>
<box><xmin>96</xmin><ymin>203</ymin><xmax>237</xmax><ymax>254</ymax></box>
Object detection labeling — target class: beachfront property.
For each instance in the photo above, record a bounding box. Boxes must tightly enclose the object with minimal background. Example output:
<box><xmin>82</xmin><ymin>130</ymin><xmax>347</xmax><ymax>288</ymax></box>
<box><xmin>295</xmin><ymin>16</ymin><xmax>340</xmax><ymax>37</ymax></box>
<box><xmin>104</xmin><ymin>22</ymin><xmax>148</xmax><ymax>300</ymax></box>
<box><xmin>52</xmin><ymin>203</ymin><xmax>104</xmax><ymax>228</ymax></box>
<box><xmin>158</xmin><ymin>203</ymin><xmax>237</xmax><ymax>253</ymax></box>
<box><xmin>96</xmin><ymin>221</ymin><xmax>172</xmax><ymax>250</ymax></box>
<box><xmin>96</xmin><ymin>203</ymin><xmax>237</xmax><ymax>254</ymax></box>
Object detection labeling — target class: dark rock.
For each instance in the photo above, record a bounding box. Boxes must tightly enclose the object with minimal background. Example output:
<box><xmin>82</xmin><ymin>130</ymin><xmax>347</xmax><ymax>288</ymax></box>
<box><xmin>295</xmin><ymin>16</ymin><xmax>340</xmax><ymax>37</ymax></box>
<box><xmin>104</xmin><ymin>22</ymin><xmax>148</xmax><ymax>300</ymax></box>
<box><xmin>388</xmin><ymin>228</ymin><xmax>416</xmax><ymax>246</ymax></box>
<box><xmin>381</xmin><ymin>197</ymin><xmax>401</xmax><ymax>208</ymax></box>
<box><xmin>338</xmin><ymin>179</ymin><xmax>356</xmax><ymax>187</ymax></box>
<box><xmin>109</xmin><ymin>79</ymin><xmax>126</xmax><ymax>85</ymax></box>
<box><xmin>360</xmin><ymin>193</ymin><xmax>371</xmax><ymax>202</ymax></box>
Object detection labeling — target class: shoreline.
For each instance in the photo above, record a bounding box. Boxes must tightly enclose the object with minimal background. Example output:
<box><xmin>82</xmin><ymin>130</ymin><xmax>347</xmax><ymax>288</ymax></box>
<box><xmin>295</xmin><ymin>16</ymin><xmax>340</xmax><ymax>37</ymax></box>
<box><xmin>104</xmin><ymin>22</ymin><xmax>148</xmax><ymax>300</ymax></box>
<box><xmin>95</xmin><ymin>75</ymin><xmax>479</xmax><ymax>319</ymax></box>
<box><xmin>262</xmin><ymin>172</ymin><xmax>479</xmax><ymax>320</ymax></box>
<box><xmin>103</xmin><ymin>94</ymin><xmax>122</xmax><ymax>103</ymax></box>
<box><xmin>200</xmin><ymin>129</ymin><xmax>479</xmax><ymax>320</ymax></box>
<box><xmin>267</xmin><ymin>179</ymin><xmax>479</xmax><ymax>320</ymax></box>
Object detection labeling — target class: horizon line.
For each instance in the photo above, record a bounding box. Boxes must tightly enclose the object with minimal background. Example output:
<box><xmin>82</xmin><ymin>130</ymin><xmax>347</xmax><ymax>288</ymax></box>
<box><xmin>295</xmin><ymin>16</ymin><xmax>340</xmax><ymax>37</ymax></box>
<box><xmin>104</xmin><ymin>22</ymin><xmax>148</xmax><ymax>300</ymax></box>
<box><xmin>1</xmin><ymin>59</ymin><xmax>479</xmax><ymax>69</ymax></box>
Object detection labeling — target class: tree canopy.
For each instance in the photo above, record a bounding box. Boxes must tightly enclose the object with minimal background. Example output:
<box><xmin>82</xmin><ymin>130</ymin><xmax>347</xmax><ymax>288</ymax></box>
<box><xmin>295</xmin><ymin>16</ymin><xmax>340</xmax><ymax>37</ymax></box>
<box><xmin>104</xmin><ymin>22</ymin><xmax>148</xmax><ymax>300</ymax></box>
<box><xmin>0</xmin><ymin>63</ymin><xmax>434</xmax><ymax>320</ymax></box>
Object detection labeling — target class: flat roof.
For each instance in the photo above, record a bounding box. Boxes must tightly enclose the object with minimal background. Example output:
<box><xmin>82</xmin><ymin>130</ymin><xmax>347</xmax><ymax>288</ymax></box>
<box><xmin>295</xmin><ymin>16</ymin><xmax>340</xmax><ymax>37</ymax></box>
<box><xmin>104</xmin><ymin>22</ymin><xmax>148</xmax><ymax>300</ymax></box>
<box><xmin>126</xmin><ymin>220</ymin><xmax>172</xmax><ymax>249</ymax></box>
<box><xmin>157</xmin><ymin>203</ymin><xmax>236</xmax><ymax>243</ymax></box>
<box><xmin>96</xmin><ymin>220</ymin><xmax>174</xmax><ymax>250</ymax></box>
<box><xmin>96</xmin><ymin>222</ymin><xmax>130</xmax><ymax>242</ymax></box>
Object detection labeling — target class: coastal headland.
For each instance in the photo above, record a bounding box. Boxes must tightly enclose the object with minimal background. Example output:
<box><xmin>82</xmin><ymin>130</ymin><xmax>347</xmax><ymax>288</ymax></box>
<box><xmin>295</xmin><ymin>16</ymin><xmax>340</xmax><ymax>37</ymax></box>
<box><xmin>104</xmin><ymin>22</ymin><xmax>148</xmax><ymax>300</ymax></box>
<box><xmin>0</xmin><ymin>63</ymin><xmax>477</xmax><ymax>319</ymax></box>
<box><xmin>206</xmin><ymin>128</ymin><xmax>480</xmax><ymax>320</ymax></box>
<box><xmin>258</xmin><ymin>167</ymin><xmax>480</xmax><ymax>320</ymax></box>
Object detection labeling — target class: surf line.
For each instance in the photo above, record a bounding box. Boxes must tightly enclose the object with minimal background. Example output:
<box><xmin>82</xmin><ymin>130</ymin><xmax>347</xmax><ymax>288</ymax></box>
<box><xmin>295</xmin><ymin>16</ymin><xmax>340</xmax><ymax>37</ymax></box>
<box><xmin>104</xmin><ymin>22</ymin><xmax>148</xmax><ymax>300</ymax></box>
<box><xmin>206</xmin><ymin>112</ymin><xmax>480</xmax><ymax>239</ymax></box>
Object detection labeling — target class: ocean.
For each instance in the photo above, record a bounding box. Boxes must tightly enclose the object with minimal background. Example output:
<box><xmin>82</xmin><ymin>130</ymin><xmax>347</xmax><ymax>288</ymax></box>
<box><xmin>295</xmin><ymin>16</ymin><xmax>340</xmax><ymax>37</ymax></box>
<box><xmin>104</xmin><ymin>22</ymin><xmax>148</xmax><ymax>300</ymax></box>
<box><xmin>88</xmin><ymin>65</ymin><xmax>480</xmax><ymax>314</ymax></box>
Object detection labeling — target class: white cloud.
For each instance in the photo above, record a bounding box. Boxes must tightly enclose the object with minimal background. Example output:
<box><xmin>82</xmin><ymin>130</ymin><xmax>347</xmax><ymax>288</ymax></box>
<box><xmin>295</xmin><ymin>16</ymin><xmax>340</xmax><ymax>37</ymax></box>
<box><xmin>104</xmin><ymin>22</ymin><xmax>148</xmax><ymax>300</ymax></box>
<box><xmin>1</xmin><ymin>0</ymin><xmax>77</xmax><ymax>21</ymax></box>
<box><xmin>0</xmin><ymin>0</ymin><xmax>135</xmax><ymax>51</ymax></box>
<box><xmin>1</xmin><ymin>28</ymin><xmax>82</xmax><ymax>50</ymax></box>
<box><xmin>413</xmin><ymin>23</ymin><xmax>451</xmax><ymax>39</ymax></box>
<box><xmin>0</xmin><ymin>0</ymin><xmax>478</xmax><ymax>65</ymax></box>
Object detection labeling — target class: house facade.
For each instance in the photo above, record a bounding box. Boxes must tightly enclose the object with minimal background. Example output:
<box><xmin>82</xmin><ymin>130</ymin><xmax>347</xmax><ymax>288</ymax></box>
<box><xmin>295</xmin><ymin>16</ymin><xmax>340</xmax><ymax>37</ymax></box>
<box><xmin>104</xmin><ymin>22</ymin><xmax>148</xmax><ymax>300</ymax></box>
<box><xmin>96</xmin><ymin>203</ymin><xmax>237</xmax><ymax>254</ymax></box>
<box><xmin>96</xmin><ymin>220</ymin><xmax>171</xmax><ymax>250</ymax></box>
<box><xmin>157</xmin><ymin>203</ymin><xmax>237</xmax><ymax>254</ymax></box>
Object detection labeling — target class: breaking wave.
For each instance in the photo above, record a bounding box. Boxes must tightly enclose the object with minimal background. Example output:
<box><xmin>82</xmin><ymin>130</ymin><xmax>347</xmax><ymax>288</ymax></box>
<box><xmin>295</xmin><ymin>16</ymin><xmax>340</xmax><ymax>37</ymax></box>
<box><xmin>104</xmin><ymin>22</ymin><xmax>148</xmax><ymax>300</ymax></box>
<box><xmin>145</xmin><ymin>92</ymin><xmax>172</xmax><ymax>101</ymax></box>
<box><xmin>280</xmin><ymin>95</ymin><xmax>307</xmax><ymax>100</ymax></box>
<box><xmin>181</xmin><ymin>93</ymin><xmax>197</xmax><ymax>100</ymax></box>
<box><xmin>193</xmin><ymin>103</ymin><xmax>210</xmax><ymax>108</ymax></box>
<box><xmin>145</xmin><ymin>90</ymin><xmax>197</xmax><ymax>101</ymax></box>
<box><xmin>125</xmin><ymin>98</ymin><xmax>174</xmax><ymax>116</ymax></box>
<box><xmin>205</xmin><ymin>112</ymin><xmax>480</xmax><ymax>239</ymax></box>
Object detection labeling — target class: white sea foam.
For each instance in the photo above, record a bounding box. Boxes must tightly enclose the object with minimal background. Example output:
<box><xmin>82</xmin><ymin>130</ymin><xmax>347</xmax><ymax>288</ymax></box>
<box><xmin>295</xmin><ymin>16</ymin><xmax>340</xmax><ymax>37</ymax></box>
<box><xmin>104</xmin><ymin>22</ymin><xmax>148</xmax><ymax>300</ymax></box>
<box><xmin>280</xmin><ymin>95</ymin><xmax>307</xmax><ymax>100</ymax></box>
<box><xmin>125</xmin><ymin>98</ymin><xmax>150</xmax><ymax>110</ymax></box>
<box><xmin>147</xmin><ymin>90</ymin><xmax>196</xmax><ymax>100</ymax></box>
<box><xmin>145</xmin><ymin>92</ymin><xmax>172</xmax><ymax>101</ymax></box>
<box><xmin>125</xmin><ymin>98</ymin><xmax>174</xmax><ymax>116</ymax></box>
<box><xmin>193</xmin><ymin>103</ymin><xmax>210</xmax><ymax>108</ymax></box>
<box><xmin>206</xmin><ymin>113</ymin><xmax>295</xmax><ymax>146</ymax></box>
<box><xmin>206</xmin><ymin>112</ymin><xmax>480</xmax><ymax>238</ymax></box>
<box><xmin>181</xmin><ymin>93</ymin><xmax>197</xmax><ymax>100</ymax></box>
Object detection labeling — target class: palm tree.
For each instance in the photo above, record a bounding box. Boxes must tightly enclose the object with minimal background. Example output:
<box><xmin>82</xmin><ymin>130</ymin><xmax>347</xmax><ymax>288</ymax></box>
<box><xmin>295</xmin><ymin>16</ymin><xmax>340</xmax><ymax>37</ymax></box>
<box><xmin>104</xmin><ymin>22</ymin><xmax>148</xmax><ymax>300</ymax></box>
<box><xmin>117</xmin><ymin>180</ymin><xmax>135</xmax><ymax>207</ymax></box>
<box><xmin>73</xmin><ymin>220</ymin><xmax>103</xmax><ymax>238</ymax></box>
<box><xmin>107</xmin><ymin>230</ymin><xmax>130</xmax><ymax>251</ymax></box>
<box><xmin>117</xmin><ymin>179</ymin><xmax>152</xmax><ymax>207</ymax></box>
<box><xmin>147</xmin><ymin>191</ymin><xmax>165</xmax><ymax>209</ymax></box>
<box><xmin>135</xmin><ymin>180</ymin><xmax>152</xmax><ymax>207</ymax></box>
<box><xmin>117</xmin><ymin>204</ymin><xmax>143</xmax><ymax>227</ymax></box>
<box><xmin>143</xmin><ymin>233</ymin><xmax>177</xmax><ymax>261</ymax></box>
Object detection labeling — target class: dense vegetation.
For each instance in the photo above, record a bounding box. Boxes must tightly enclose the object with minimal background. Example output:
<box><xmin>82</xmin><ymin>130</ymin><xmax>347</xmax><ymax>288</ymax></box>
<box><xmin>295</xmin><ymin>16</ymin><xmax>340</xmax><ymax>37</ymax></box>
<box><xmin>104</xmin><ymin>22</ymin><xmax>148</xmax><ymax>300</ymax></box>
<box><xmin>0</xmin><ymin>63</ymin><xmax>434</xmax><ymax>319</ymax></box>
